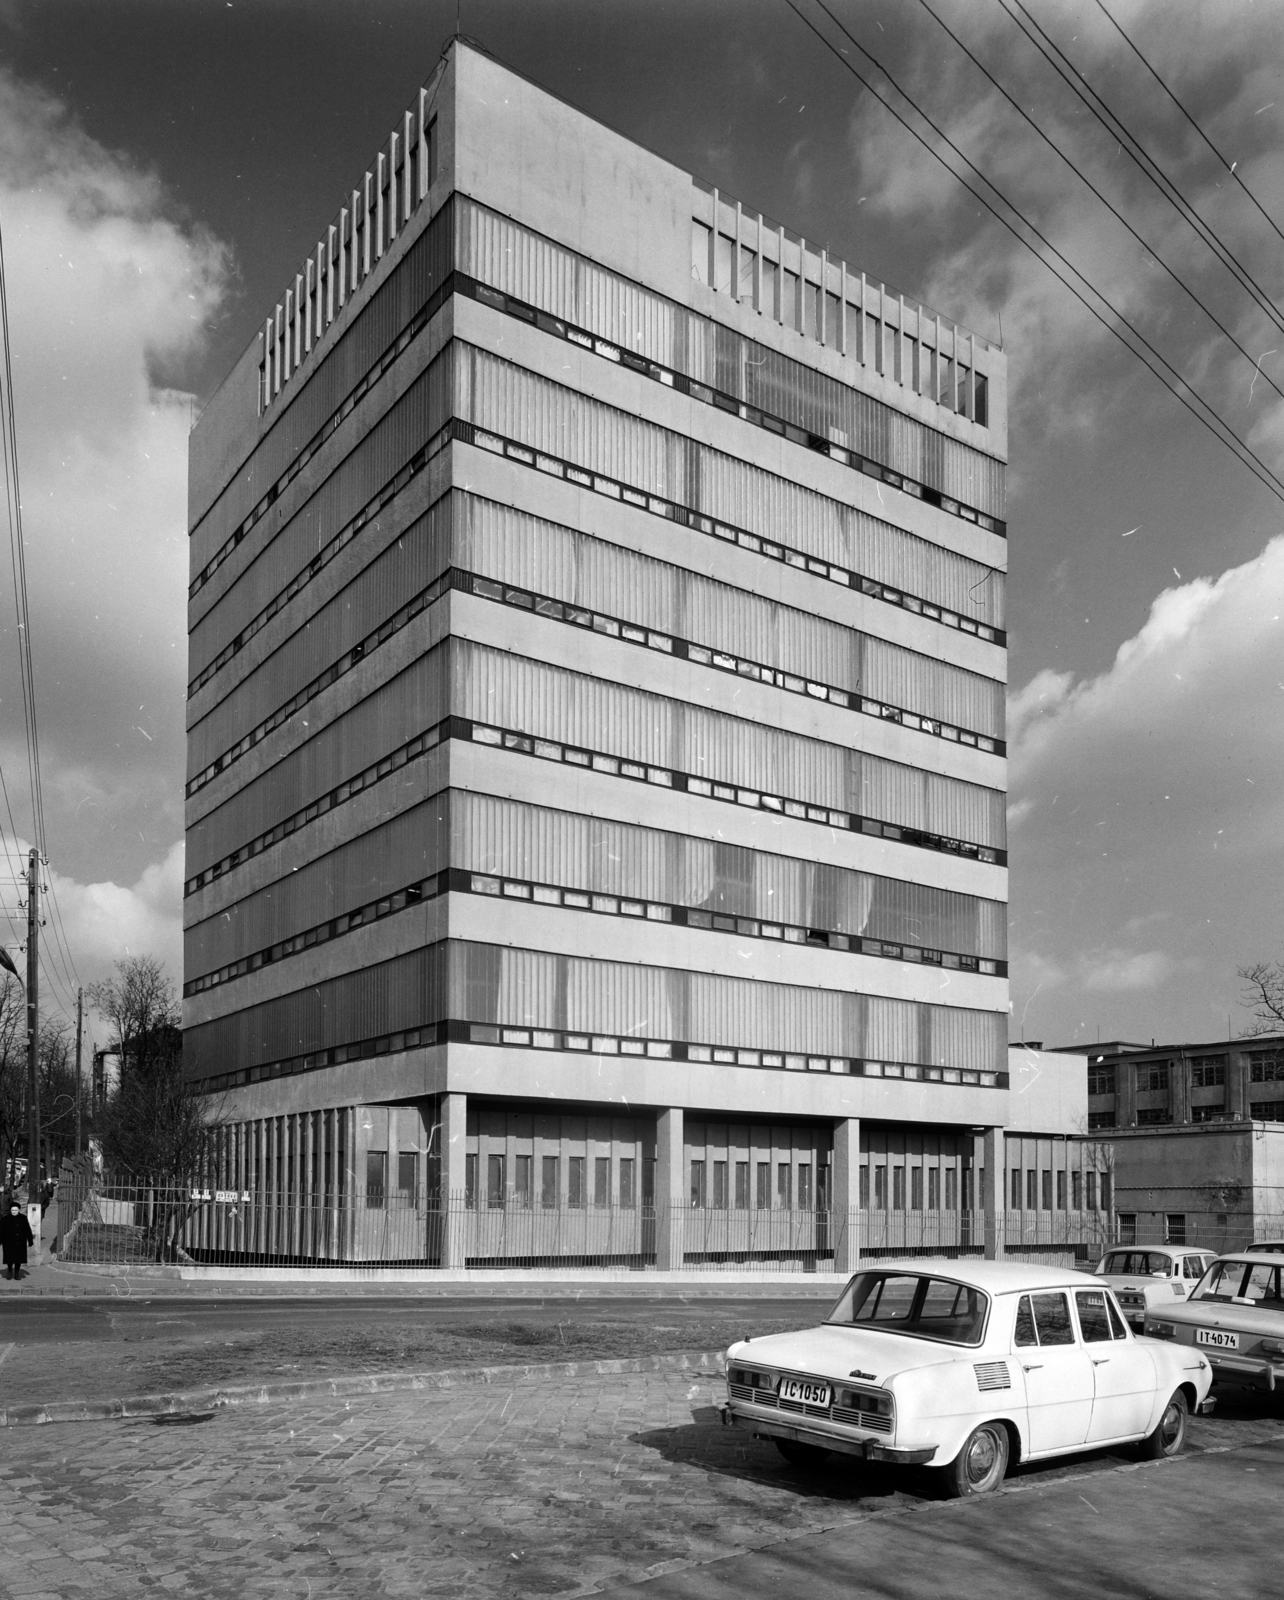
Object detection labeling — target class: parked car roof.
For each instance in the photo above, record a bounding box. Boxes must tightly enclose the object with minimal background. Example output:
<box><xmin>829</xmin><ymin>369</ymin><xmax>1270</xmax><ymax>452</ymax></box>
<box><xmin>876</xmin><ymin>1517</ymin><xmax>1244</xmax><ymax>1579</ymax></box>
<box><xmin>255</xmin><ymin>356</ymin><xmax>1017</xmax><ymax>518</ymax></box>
<box><xmin>833</xmin><ymin>1257</ymin><xmax>1102</xmax><ymax>1295</ymax></box>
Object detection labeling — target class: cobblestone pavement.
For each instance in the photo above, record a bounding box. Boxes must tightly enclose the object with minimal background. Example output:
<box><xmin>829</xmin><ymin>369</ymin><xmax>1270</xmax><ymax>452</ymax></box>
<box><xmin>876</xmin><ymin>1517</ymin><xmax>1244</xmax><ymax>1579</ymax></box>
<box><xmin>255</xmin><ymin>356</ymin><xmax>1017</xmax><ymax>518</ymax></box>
<box><xmin>0</xmin><ymin>1367</ymin><xmax>1280</xmax><ymax>1600</ymax></box>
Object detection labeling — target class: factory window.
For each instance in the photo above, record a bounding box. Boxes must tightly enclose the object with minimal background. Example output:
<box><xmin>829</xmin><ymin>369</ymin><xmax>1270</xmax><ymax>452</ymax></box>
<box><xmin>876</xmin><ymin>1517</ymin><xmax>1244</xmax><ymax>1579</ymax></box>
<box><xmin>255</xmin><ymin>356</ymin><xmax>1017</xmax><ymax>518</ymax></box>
<box><xmin>1250</xmin><ymin>1052</ymin><xmax>1284</xmax><ymax>1082</ymax></box>
<box><xmin>1072</xmin><ymin>1171</ymin><xmax>1083</xmax><ymax>1210</ymax></box>
<box><xmin>1165</xmin><ymin>1214</ymin><xmax>1187</xmax><ymax>1245</ymax></box>
<box><xmin>778</xmin><ymin>1163</ymin><xmax>793</xmax><ymax>1210</ymax></box>
<box><xmin>713</xmin><ymin>1160</ymin><xmax>729</xmax><ymax>1210</ymax></box>
<box><xmin>1088</xmin><ymin>1063</ymin><xmax>1115</xmax><ymax>1096</ymax></box>
<box><xmin>1138</xmin><ymin>1062</ymin><xmax>1170</xmax><ymax>1091</ymax></box>
<box><xmin>928</xmin><ymin>1168</ymin><xmax>940</xmax><ymax>1210</ymax></box>
<box><xmin>594</xmin><ymin>1157</ymin><xmax>610</xmax><ymax>1209</ymax></box>
<box><xmin>910</xmin><ymin>1167</ymin><xmax>923</xmax><ymax>1211</ymax></box>
<box><xmin>1136</xmin><ymin>1108</ymin><xmax>1172</xmax><ymax>1126</ymax></box>
<box><xmin>735</xmin><ymin>1161</ymin><xmax>749</xmax><ymax>1209</ymax></box>
<box><xmin>619</xmin><ymin>1158</ymin><xmax>636</xmax><ymax>1209</ymax></box>
<box><xmin>366</xmin><ymin>1151</ymin><xmax>386</xmax><ymax>1209</ymax></box>
<box><xmin>1086</xmin><ymin>1172</ymin><xmax>1098</xmax><ymax>1211</ymax></box>
<box><xmin>397</xmin><ymin>1152</ymin><xmax>416</xmax><ymax>1196</ymax></box>
<box><xmin>691</xmin><ymin>221</ymin><xmax>711</xmax><ymax>284</ymax></box>
<box><xmin>1041</xmin><ymin>1170</ymin><xmax>1053</xmax><ymax>1212</ymax></box>
<box><xmin>1191</xmin><ymin>1057</ymin><xmax>1226</xmax><ymax>1087</ymax></box>
<box><xmin>1251</xmin><ymin>1102</ymin><xmax>1284</xmax><ymax>1121</ymax></box>
<box><xmin>541</xmin><ymin>1155</ymin><xmax>559</xmax><ymax>1209</ymax></box>
<box><xmin>1117</xmin><ymin>1213</ymin><xmax>1136</xmax><ymax>1244</ymax></box>
<box><xmin>892</xmin><ymin>1167</ymin><xmax>905</xmax><ymax>1211</ymax></box>
<box><xmin>1088</xmin><ymin>1111</ymin><xmax>1117</xmax><ymax>1129</ymax></box>
<box><xmin>487</xmin><ymin>1154</ymin><xmax>506</xmax><ymax>1210</ymax></box>
<box><xmin>689</xmin><ymin>1160</ymin><xmax>706</xmax><ymax>1209</ymax></box>
<box><xmin>798</xmin><ymin>1164</ymin><xmax>813</xmax><ymax>1211</ymax></box>
<box><xmin>757</xmin><ymin>1161</ymin><xmax>771</xmax><ymax>1209</ymax></box>
<box><xmin>1010</xmin><ymin>1168</ymin><xmax>1023</xmax><ymax>1209</ymax></box>
<box><xmin>514</xmin><ymin>1154</ymin><xmax>532</xmax><ymax>1208</ymax></box>
<box><xmin>568</xmin><ymin>1156</ymin><xmax>586</xmax><ymax>1209</ymax></box>
<box><xmin>1056</xmin><ymin>1170</ymin><xmax>1066</xmax><ymax>1211</ymax></box>
<box><xmin>874</xmin><ymin>1165</ymin><xmax>887</xmax><ymax>1210</ymax></box>
<box><xmin>1026</xmin><ymin>1169</ymin><xmax>1038</xmax><ymax>1211</ymax></box>
<box><xmin>945</xmin><ymin>1168</ymin><xmax>957</xmax><ymax>1211</ymax></box>
<box><xmin>465</xmin><ymin>1153</ymin><xmax>478</xmax><ymax>1210</ymax></box>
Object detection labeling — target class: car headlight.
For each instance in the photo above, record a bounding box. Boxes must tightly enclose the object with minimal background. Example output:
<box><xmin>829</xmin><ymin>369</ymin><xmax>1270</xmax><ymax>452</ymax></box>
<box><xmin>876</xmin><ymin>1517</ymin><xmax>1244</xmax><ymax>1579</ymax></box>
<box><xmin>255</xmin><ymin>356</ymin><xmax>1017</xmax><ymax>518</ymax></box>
<box><xmin>1148</xmin><ymin>1321</ymin><xmax>1176</xmax><ymax>1338</ymax></box>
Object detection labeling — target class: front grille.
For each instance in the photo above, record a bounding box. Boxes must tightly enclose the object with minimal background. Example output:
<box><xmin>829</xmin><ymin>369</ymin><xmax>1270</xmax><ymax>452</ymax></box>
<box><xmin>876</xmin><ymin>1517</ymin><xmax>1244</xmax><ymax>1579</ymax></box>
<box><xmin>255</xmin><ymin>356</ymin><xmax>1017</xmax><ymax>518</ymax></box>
<box><xmin>729</xmin><ymin>1381</ymin><xmax>892</xmax><ymax>1433</ymax></box>
<box><xmin>831</xmin><ymin>1404</ymin><xmax>893</xmax><ymax>1434</ymax></box>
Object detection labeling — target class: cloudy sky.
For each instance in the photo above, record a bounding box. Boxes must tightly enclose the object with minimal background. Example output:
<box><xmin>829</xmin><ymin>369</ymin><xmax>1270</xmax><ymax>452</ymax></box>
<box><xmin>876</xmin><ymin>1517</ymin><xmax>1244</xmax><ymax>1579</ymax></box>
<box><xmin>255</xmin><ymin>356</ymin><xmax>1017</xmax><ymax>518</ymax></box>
<box><xmin>0</xmin><ymin>0</ymin><xmax>1281</xmax><ymax>1051</ymax></box>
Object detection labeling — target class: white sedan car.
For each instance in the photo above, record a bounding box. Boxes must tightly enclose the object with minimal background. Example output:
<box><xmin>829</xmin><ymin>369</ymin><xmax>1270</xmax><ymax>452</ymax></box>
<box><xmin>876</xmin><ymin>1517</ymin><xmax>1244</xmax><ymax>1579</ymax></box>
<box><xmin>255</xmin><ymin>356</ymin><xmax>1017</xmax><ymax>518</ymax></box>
<box><xmin>721</xmin><ymin>1259</ymin><xmax>1213</xmax><ymax>1496</ymax></box>
<box><xmin>1094</xmin><ymin>1247</ymin><xmax>1216</xmax><ymax>1330</ymax></box>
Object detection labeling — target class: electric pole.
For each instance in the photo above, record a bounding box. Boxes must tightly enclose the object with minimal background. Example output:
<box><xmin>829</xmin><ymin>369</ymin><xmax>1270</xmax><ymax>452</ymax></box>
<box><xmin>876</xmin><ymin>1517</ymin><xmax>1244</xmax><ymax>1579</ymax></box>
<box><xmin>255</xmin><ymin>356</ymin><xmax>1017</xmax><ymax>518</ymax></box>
<box><xmin>75</xmin><ymin>985</ymin><xmax>84</xmax><ymax>1159</ymax></box>
<box><xmin>25</xmin><ymin>847</ymin><xmax>39</xmax><ymax>1209</ymax></box>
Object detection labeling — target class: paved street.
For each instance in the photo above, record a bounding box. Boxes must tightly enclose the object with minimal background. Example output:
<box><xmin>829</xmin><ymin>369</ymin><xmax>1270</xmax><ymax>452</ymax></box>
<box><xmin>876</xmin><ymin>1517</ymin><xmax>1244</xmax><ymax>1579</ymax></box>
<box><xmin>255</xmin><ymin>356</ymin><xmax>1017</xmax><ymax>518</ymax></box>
<box><xmin>0</xmin><ymin>1362</ymin><xmax>1279</xmax><ymax>1599</ymax></box>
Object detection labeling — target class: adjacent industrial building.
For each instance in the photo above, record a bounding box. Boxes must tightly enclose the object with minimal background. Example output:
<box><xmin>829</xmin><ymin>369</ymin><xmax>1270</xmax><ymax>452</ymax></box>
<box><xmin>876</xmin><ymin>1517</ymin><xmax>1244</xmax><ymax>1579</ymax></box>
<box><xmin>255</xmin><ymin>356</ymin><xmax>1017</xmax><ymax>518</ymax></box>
<box><xmin>1069</xmin><ymin>1034</ymin><xmax>1284</xmax><ymax>1250</ymax></box>
<box><xmin>182</xmin><ymin>38</ymin><xmax>1105</xmax><ymax>1265</ymax></box>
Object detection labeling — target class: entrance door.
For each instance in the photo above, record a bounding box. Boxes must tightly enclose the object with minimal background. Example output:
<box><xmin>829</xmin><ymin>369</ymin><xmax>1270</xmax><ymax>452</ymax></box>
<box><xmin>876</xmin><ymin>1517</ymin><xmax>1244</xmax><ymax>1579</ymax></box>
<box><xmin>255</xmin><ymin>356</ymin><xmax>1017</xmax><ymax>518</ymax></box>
<box><xmin>1014</xmin><ymin>1291</ymin><xmax>1095</xmax><ymax>1454</ymax></box>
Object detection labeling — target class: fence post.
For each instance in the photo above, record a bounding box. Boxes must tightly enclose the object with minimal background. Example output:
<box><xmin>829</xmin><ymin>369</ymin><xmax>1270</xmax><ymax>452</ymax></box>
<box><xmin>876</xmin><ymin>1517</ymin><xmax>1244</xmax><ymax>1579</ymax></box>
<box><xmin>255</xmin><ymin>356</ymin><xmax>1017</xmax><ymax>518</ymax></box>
<box><xmin>441</xmin><ymin>1094</ymin><xmax>468</xmax><ymax>1269</ymax></box>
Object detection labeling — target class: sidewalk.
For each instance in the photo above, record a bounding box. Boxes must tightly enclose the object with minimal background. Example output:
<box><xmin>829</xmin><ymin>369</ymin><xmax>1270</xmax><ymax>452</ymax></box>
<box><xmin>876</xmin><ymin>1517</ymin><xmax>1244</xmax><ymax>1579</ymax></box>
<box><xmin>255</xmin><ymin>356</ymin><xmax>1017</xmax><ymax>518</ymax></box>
<box><xmin>3</xmin><ymin>1255</ymin><xmax>848</xmax><ymax>1298</ymax></box>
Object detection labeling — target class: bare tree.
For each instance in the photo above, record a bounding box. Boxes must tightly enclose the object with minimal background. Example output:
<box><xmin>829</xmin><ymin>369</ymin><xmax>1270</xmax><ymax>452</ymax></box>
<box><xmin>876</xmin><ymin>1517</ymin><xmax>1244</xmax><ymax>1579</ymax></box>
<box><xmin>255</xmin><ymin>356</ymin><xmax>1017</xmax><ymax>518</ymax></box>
<box><xmin>86</xmin><ymin>955</ymin><xmax>180</xmax><ymax>1085</ymax></box>
<box><xmin>1238</xmin><ymin>963</ymin><xmax>1284</xmax><ymax>1034</ymax></box>
<box><xmin>0</xmin><ymin>976</ymin><xmax>25</xmax><ymax>1186</ymax></box>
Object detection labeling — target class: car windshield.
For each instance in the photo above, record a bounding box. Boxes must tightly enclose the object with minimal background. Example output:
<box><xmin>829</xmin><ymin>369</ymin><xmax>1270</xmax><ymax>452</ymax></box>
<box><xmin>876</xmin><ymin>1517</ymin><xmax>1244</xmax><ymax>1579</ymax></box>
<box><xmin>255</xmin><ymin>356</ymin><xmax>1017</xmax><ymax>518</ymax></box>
<box><xmin>826</xmin><ymin>1272</ymin><xmax>989</xmax><ymax>1346</ymax></box>
<box><xmin>1099</xmin><ymin>1251</ymin><xmax>1172</xmax><ymax>1276</ymax></box>
<box><xmin>1193</xmin><ymin>1260</ymin><xmax>1284</xmax><ymax>1304</ymax></box>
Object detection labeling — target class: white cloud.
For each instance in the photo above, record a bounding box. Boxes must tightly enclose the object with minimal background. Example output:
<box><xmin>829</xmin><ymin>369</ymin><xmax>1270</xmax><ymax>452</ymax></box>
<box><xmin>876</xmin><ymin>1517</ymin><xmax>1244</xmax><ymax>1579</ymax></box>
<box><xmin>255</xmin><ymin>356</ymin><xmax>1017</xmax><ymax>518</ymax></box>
<box><xmin>0</xmin><ymin>64</ymin><xmax>231</xmax><ymax>1002</ymax></box>
<box><xmin>1009</xmin><ymin>533</ymin><xmax>1284</xmax><ymax>1042</ymax></box>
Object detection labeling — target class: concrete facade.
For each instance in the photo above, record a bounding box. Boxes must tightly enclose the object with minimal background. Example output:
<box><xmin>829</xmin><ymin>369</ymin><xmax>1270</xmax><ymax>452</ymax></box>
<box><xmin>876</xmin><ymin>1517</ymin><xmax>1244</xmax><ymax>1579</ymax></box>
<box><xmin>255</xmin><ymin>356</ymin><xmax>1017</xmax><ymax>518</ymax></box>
<box><xmin>181</xmin><ymin>41</ymin><xmax>1102</xmax><ymax>1266</ymax></box>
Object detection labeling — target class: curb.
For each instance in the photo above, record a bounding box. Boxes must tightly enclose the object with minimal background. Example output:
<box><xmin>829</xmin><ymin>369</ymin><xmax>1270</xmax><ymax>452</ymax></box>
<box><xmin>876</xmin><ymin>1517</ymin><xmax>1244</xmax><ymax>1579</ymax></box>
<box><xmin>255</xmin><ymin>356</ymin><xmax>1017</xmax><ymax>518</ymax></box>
<box><xmin>0</xmin><ymin>1347</ymin><xmax>729</xmax><ymax>1429</ymax></box>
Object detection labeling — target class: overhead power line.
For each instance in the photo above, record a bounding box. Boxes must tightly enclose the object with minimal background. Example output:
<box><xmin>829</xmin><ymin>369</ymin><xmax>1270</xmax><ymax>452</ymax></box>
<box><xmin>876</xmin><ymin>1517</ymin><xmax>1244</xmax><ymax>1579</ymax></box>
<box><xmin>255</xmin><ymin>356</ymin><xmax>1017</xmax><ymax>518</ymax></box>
<box><xmin>1092</xmin><ymin>0</ymin><xmax>1284</xmax><ymax>252</ymax></box>
<box><xmin>998</xmin><ymin>0</ymin><xmax>1284</xmax><ymax>336</ymax></box>
<box><xmin>914</xmin><ymin>0</ymin><xmax>1284</xmax><ymax>409</ymax></box>
<box><xmin>781</xmin><ymin>0</ymin><xmax>1284</xmax><ymax>508</ymax></box>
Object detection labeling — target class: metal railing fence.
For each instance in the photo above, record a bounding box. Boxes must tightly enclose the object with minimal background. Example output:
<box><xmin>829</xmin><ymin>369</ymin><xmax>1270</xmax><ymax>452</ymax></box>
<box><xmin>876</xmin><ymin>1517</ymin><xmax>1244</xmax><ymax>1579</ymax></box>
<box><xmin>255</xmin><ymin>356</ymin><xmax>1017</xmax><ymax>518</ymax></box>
<box><xmin>51</xmin><ymin>1172</ymin><xmax>1121</xmax><ymax>1273</ymax></box>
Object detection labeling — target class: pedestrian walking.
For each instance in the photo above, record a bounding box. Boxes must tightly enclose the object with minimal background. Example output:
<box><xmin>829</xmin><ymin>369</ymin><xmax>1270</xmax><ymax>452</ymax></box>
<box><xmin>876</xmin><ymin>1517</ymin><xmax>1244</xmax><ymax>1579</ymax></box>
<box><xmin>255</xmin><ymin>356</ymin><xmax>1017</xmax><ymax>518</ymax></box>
<box><xmin>0</xmin><ymin>1200</ymin><xmax>34</xmax><ymax>1280</ymax></box>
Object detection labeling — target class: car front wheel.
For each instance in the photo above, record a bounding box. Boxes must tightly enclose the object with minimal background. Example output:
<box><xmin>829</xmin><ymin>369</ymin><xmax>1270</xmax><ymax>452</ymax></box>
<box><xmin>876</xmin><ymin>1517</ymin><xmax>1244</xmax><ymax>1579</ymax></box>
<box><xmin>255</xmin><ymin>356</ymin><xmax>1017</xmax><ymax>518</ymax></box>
<box><xmin>1137</xmin><ymin>1390</ymin><xmax>1187</xmax><ymax>1459</ymax></box>
<box><xmin>939</xmin><ymin>1421</ymin><xmax>1009</xmax><ymax>1498</ymax></box>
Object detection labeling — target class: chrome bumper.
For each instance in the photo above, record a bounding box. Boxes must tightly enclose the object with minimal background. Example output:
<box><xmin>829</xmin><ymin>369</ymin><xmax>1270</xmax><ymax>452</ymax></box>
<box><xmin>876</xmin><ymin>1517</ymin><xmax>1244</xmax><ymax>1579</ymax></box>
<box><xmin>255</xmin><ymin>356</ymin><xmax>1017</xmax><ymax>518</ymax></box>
<box><xmin>719</xmin><ymin>1402</ymin><xmax>937</xmax><ymax>1466</ymax></box>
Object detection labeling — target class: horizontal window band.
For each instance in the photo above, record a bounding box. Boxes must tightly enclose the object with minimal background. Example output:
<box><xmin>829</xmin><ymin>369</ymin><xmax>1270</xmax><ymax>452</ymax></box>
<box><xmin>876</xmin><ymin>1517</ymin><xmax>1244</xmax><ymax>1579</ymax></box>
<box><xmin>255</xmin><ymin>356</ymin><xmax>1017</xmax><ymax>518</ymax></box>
<box><xmin>188</xmin><ymin>423</ymin><xmax>451</xmax><ymax>699</ymax></box>
<box><xmin>187</xmin><ymin>546</ymin><xmax>1002</xmax><ymax>801</ymax></box>
<box><xmin>184</xmin><ymin>713</ymin><xmax>1005</xmax><ymax>900</ymax></box>
<box><xmin>460</xmin><ymin>565</ymin><xmax>1004</xmax><ymax>754</ymax></box>
<box><xmin>191</xmin><ymin>272</ymin><xmax>457</xmax><ymax>600</ymax></box>
<box><xmin>457</xmin><ymin>274</ymin><xmax>1006</xmax><ymax>540</ymax></box>
<box><xmin>192</xmin><ymin>382</ymin><xmax>1003</xmax><ymax>707</ymax></box>
<box><xmin>186</xmin><ymin>560</ymin><xmax>452</xmax><ymax>798</ymax></box>
<box><xmin>461</xmin><ymin>411</ymin><xmax>1004</xmax><ymax>646</ymax></box>
<box><xmin>183</xmin><ymin>861</ymin><xmax>1005</xmax><ymax>998</ymax></box>
<box><xmin>191</xmin><ymin>1018</ymin><xmax>1010</xmax><ymax>1096</ymax></box>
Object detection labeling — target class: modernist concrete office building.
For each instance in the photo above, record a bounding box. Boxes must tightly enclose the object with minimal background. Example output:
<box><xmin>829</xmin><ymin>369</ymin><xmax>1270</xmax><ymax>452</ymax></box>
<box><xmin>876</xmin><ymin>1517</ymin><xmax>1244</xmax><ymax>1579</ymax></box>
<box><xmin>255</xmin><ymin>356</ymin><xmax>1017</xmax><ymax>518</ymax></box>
<box><xmin>183</xmin><ymin>40</ymin><xmax>1031</xmax><ymax>1264</ymax></box>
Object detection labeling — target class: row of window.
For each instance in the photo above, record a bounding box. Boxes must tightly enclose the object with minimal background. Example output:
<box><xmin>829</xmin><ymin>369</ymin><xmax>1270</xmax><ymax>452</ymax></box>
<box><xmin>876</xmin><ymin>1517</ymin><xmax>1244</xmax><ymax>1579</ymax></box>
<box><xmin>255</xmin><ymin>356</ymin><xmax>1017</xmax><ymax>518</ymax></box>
<box><xmin>183</xmin><ymin>856</ymin><xmax>1005</xmax><ymax>999</ymax></box>
<box><xmin>468</xmin><ymin>564</ymin><xmax>1003</xmax><ymax>748</ymax></box>
<box><xmin>184</xmin><ymin>699</ymin><xmax>1005</xmax><ymax>903</ymax></box>
<box><xmin>469</xmin><ymin>271</ymin><xmax>1000</xmax><ymax>531</ymax></box>
<box><xmin>203</xmin><ymin>191</ymin><xmax>1007</xmax><ymax>601</ymax></box>
<box><xmin>187</xmin><ymin>413</ymin><xmax>1003</xmax><ymax>798</ymax></box>
<box><xmin>1089</xmin><ymin>1054</ymin><xmax>1284</xmax><ymax>1098</ymax></box>
<box><xmin>192</xmin><ymin>1016</ymin><xmax>1010</xmax><ymax>1098</ymax></box>
<box><xmin>1010</xmin><ymin>1167</ymin><xmax>1111</xmax><ymax>1211</ymax></box>
<box><xmin>693</xmin><ymin>217</ymin><xmax>989</xmax><ymax>427</ymax></box>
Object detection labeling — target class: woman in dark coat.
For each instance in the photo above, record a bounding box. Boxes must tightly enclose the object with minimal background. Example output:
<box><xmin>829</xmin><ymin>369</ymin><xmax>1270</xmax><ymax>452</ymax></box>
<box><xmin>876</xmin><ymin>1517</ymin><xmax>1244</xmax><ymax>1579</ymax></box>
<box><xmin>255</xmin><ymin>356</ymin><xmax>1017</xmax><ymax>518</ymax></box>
<box><xmin>0</xmin><ymin>1201</ymin><xmax>34</xmax><ymax>1279</ymax></box>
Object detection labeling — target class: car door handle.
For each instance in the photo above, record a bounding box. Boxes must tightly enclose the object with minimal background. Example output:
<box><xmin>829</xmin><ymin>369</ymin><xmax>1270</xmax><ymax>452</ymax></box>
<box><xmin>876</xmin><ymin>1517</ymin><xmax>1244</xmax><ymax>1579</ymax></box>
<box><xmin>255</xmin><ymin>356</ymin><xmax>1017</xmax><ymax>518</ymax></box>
<box><xmin>1092</xmin><ymin>1358</ymin><xmax>1110</xmax><ymax>1366</ymax></box>
<box><xmin>1022</xmin><ymin>1363</ymin><xmax>1043</xmax><ymax>1371</ymax></box>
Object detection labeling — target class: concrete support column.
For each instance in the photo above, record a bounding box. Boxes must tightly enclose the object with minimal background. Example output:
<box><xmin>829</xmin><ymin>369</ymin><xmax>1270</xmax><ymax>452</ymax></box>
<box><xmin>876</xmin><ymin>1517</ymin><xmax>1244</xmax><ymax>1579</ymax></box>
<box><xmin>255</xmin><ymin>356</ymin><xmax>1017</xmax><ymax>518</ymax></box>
<box><xmin>441</xmin><ymin>1092</ymin><xmax>469</xmax><ymax>1269</ymax></box>
<box><xmin>654</xmin><ymin>1107</ymin><xmax>685</xmax><ymax>1271</ymax></box>
<box><xmin>832</xmin><ymin>1118</ymin><xmax>861</xmax><ymax>1276</ymax></box>
<box><xmin>981</xmin><ymin>1127</ymin><xmax>1004</xmax><ymax>1260</ymax></box>
<box><xmin>1227</xmin><ymin>1051</ymin><xmax>1250</xmax><ymax>1120</ymax></box>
